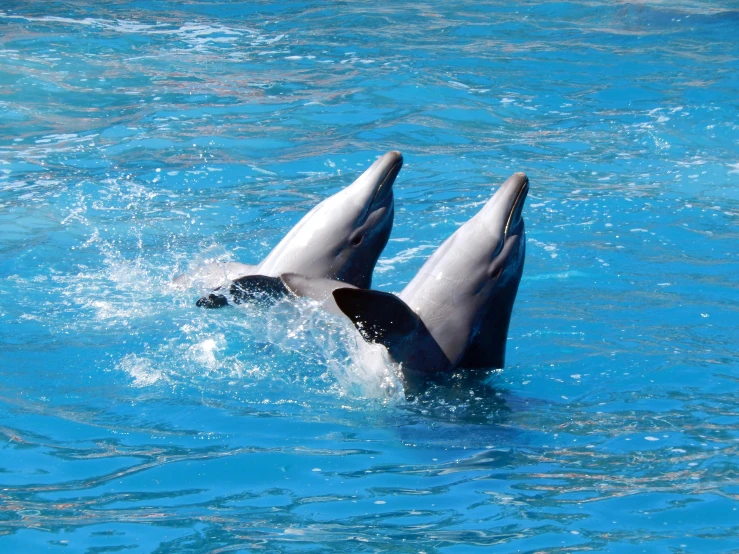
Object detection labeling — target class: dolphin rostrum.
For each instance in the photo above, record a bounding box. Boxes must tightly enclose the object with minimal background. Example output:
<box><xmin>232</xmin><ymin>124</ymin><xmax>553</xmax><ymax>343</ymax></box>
<box><xmin>282</xmin><ymin>172</ymin><xmax>528</xmax><ymax>389</ymax></box>
<box><xmin>175</xmin><ymin>151</ymin><xmax>403</xmax><ymax>307</ymax></box>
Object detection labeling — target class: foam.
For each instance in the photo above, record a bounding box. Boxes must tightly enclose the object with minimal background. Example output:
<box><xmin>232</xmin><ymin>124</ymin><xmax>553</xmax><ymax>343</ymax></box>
<box><xmin>118</xmin><ymin>353</ymin><xmax>166</xmax><ymax>387</ymax></box>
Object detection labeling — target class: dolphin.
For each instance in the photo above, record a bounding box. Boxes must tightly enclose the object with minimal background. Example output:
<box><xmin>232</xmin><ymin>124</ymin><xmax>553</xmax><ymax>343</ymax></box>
<box><xmin>175</xmin><ymin>151</ymin><xmax>403</xmax><ymax>307</ymax></box>
<box><xmin>282</xmin><ymin>172</ymin><xmax>528</xmax><ymax>389</ymax></box>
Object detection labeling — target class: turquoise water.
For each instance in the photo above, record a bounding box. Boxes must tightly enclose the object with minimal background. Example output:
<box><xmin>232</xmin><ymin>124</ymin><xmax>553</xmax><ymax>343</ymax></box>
<box><xmin>1</xmin><ymin>0</ymin><xmax>738</xmax><ymax>551</ymax></box>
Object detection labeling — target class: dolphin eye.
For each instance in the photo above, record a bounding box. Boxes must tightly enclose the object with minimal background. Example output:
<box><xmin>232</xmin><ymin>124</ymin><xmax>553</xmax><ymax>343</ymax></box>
<box><xmin>491</xmin><ymin>266</ymin><xmax>503</xmax><ymax>279</ymax></box>
<box><xmin>351</xmin><ymin>234</ymin><xmax>364</xmax><ymax>247</ymax></box>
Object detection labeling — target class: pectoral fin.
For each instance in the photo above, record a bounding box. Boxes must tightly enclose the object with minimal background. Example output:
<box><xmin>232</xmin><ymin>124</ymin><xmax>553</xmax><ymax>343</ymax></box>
<box><xmin>332</xmin><ymin>288</ymin><xmax>452</xmax><ymax>381</ymax></box>
<box><xmin>196</xmin><ymin>274</ymin><xmax>289</xmax><ymax>308</ymax></box>
<box><xmin>332</xmin><ymin>288</ymin><xmax>419</xmax><ymax>344</ymax></box>
<box><xmin>229</xmin><ymin>274</ymin><xmax>289</xmax><ymax>303</ymax></box>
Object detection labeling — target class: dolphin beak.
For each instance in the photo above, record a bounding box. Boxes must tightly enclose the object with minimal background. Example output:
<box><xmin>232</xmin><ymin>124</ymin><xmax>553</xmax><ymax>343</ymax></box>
<box><xmin>482</xmin><ymin>172</ymin><xmax>529</xmax><ymax>239</ymax></box>
<box><xmin>371</xmin><ymin>150</ymin><xmax>403</xmax><ymax>207</ymax></box>
<box><xmin>503</xmin><ymin>172</ymin><xmax>529</xmax><ymax>238</ymax></box>
<box><xmin>349</xmin><ymin>151</ymin><xmax>403</xmax><ymax>210</ymax></box>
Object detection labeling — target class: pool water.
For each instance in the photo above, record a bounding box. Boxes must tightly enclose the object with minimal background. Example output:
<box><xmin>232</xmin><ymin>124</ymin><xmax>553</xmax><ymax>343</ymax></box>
<box><xmin>1</xmin><ymin>1</ymin><xmax>738</xmax><ymax>552</ymax></box>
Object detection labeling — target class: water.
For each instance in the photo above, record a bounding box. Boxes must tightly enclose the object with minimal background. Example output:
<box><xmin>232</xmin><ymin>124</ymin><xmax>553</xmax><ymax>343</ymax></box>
<box><xmin>1</xmin><ymin>1</ymin><xmax>738</xmax><ymax>551</ymax></box>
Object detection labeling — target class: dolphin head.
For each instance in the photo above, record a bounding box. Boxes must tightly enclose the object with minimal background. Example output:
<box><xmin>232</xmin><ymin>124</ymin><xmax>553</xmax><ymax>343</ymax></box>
<box><xmin>457</xmin><ymin>171</ymin><xmax>529</xmax><ymax>368</ymax></box>
<box><xmin>257</xmin><ymin>151</ymin><xmax>402</xmax><ymax>288</ymax></box>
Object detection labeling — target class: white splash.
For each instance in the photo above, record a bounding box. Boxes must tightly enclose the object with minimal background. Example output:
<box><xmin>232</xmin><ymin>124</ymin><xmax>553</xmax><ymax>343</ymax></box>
<box><xmin>118</xmin><ymin>354</ymin><xmax>165</xmax><ymax>387</ymax></box>
<box><xmin>187</xmin><ymin>337</ymin><xmax>222</xmax><ymax>370</ymax></box>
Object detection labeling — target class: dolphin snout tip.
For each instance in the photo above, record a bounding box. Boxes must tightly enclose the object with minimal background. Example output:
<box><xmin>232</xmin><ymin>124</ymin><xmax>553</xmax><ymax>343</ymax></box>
<box><xmin>381</xmin><ymin>150</ymin><xmax>403</xmax><ymax>167</ymax></box>
<box><xmin>512</xmin><ymin>171</ymin><xmax>528</xmax><ymax>184</ymax></box>
<box><xmin>377</xmin><ymin>150</ymin><xmax>403</xmax><ymax>185</ymax></box>
<box><xmin>498</xmin><ymin>172</ymin><xmax>529</xmax><ymax>198</ymax></box>
<box><xmin>490</xmin><ymin>171</ymin><xmax>529</xmax><ymax>238</ymax></box>
<box><xmin>360</xmin><ymin>150</ymin><xmax>403</xmax><ymax>209</ymax></box>
<box><xmin>505</xmin><ymin>172</ymin><xmax>529</xmax><ymax>193</ymax></box>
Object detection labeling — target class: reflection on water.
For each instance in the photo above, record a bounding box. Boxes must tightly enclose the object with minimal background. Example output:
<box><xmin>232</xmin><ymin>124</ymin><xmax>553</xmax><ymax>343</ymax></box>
<box><xmin>1</xmin><ymin>0</ymin><xmax>738</xmax><ymax>552</ymax></box>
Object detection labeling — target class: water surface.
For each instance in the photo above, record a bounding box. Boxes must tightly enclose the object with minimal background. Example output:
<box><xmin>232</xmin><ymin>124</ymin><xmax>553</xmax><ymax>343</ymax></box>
<box><xmin>1</xmin><ymin>1</ymin><xmax>738</xmax><ymax>552</ymax></box>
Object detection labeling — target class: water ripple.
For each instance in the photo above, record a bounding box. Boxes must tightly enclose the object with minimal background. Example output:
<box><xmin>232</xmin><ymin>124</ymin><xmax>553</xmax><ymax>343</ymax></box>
<box><xmin>1</xmin><ymin>0</ymin><xmax>737</xmax><ymax>552</ymax></box>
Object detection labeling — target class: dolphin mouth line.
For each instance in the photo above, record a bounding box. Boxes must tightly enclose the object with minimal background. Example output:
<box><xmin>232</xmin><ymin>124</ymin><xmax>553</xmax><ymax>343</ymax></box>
<box><xmin>504</xmin><ymin>176</ymin><xmax>529</xmax><ymax>239</ymax></box>
<box><xmin>370</xmin><ymin>155</ymin><xmax>402</xmax><ymax>208</ymax></box>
